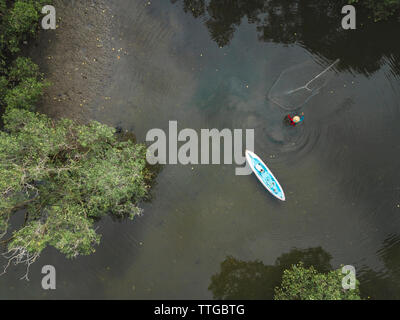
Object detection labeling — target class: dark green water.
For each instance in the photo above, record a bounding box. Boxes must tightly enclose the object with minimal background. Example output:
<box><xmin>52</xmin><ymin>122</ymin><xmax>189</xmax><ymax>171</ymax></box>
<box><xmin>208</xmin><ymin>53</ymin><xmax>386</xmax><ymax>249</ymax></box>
<box><xmin>1</xmin><ymin>0</ymin><xmax>400</xmax><ymax>299</ymax></box>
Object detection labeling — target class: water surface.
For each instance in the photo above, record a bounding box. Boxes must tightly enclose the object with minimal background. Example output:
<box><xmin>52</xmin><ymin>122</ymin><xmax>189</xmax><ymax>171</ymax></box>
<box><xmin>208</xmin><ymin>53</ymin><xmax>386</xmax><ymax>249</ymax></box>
<box><xmin>1</xmin><ymin>0</ymin><xmax>400</xmax><ymax>299</ymax></box>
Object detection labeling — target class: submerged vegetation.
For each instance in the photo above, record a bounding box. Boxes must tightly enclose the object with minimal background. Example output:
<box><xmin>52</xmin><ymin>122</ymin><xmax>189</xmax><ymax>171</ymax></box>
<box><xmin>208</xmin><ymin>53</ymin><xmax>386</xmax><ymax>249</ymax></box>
<box><xmin>0</xmin><ymin>0</ymin><xmax>152</xmax><ymax>279</ymax></box>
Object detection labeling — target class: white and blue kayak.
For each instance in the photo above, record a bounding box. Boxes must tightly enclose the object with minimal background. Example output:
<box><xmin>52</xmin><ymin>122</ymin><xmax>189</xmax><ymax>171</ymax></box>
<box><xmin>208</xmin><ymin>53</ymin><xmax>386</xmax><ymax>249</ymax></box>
<box><xmin>245</xmin><ymin>150</ymin><xmax>286</xmax><ymax>201</ymax></box>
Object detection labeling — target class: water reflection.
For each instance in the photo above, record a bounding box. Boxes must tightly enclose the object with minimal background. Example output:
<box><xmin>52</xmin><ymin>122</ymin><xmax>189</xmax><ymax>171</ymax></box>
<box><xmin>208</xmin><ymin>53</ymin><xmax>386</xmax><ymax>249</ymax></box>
<box><xmin>171</xmin><ymin>0</ymin><xmax>400</xmax><ymax>76</ymax></box>
<box><xmin>360</xmin><ymin>234</ymin><xmax>400</xmax><ymax>299</ymax></box>
<box><xmin>209</xmin><ymin>247</ymin><xmax>332</xmax><ymax>300</ymax></box>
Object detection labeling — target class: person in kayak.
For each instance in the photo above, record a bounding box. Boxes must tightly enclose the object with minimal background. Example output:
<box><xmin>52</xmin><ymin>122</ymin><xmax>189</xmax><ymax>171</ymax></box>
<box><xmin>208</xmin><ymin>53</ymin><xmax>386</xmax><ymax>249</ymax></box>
<box><xmin>285</xmin><ymin>112</ymin><xmax>304</xmax><ymax>126</ymax></box>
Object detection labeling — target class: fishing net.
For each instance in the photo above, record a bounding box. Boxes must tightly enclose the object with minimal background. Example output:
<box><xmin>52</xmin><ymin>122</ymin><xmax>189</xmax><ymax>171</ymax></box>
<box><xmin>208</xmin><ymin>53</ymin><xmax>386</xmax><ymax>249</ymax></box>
<box><xmin>268</xmin><ymin>59</ymin><xmax>340</xmax><ymax>111</ymax></box>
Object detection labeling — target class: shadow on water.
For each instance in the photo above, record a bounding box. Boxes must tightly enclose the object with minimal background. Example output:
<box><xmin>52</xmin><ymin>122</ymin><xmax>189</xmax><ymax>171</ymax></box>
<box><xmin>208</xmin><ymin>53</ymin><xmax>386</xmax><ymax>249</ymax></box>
<box><xmin>171</xmin><ymin>0</ymin><xmax>400</xmax><ymax>76</ymax></box>
<box><xmin>208</xmin><ymin>246</ymin><xmax>332</xmax><ymax>300</ymax></box>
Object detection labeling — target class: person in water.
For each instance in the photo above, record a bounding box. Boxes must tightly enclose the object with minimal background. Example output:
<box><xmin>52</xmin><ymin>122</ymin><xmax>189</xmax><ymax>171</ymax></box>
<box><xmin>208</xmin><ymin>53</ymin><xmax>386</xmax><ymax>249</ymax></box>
<box><xmin>286</xmin><ymin>112</ymin><xmax>304</xmax><ymax>127</ymax></box>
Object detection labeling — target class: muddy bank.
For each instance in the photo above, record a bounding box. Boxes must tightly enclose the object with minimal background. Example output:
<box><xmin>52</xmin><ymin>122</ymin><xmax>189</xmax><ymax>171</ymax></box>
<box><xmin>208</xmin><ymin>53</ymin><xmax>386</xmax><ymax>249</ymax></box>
<box><xmin>28</xmin><ymin>0</ymin><xmax>116</xmax><ymax>122</ymax></box>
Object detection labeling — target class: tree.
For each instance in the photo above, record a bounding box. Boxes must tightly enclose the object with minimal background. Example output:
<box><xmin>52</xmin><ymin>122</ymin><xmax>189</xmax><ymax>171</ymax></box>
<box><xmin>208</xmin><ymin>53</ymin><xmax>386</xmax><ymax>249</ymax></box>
<box><xmin>208</xmin><ymin>247</ymin><xmax>334</xmax><ymax>300</ymax></box>
<box><xmin>274</xmin><ymin>263</ymin><xmax>361</xmax><ymax>300</ymax></box>
<box><xmin>4</xmin><ymin>77</ymin><xmax>48</xmax><ymax>110</ymax></box>
<box><xmin>0</xmin><ymin>1</ymin><xmax>49</xmax><ymax>113</ymax></box>
<box><xmin>8</xmin><ymin>57</ymin><xmax>41</xmax><ymax>83</ymax></box>
<box><xmin>0</xmin><ymin>108</ymin><xmax>153</xmax><ymax>279</ymax></box>
<box><xmin>3</xmin><ymin>0</ymin><xmax>43</xmax><ymax>53</ymax></box>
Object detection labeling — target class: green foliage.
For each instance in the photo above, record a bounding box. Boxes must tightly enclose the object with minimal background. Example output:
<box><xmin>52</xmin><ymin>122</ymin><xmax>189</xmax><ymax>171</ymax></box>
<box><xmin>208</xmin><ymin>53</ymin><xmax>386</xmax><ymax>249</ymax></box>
<box><xmin>0</xmin><ymin>0</ymin><xmax>51</xmax><ymax>53</ymax></box>
<box><xmin>4</xmin><ymin>77</ymin><xmax>48</xmax><ymax>110</ymax></box>
<box><xmin>0</xmin><ymin>76</ymin><xmax>7</xmax><ymax>97</ymax></box>
<box><xmin>0</xmin><ymin>56</ymin><xmax>46</xmax><ymax>111</ymax></box>
<box><xmin>274</xmin><ymin>263</ymin><xmax>362</xmax><ymax>300</ymax></box>
<box><xmin>5</xmin><ymin>1</ymin><xmax>39</xmax><ymax>53</ymax></box>
<box><xmin>0</xmin><ymin>0</ymin><xmax>6</xmax><ymax>13</ymax></box>
<box><xmin>0</xmin><ymin>0</ymin><xmax>48</xmax><ymax>56</ymax></box>
<box><xmin>7</xmin><ymin>1</ymin><xmax>39</xmax><ymax>35</ymax></box>
<box><xmin>0</xmin><ymin>2</ymin><xmax>49</xmax><ymax>113</ymax></box>
<box><xmin>8</xmin><ymin>57</ymin><xmax>41</xmax><ymax>83</ymax></box>
<box><xmin>0</xmin><ymin>108</ymin><xmax>151</xmax><ymax>261</ymax></box>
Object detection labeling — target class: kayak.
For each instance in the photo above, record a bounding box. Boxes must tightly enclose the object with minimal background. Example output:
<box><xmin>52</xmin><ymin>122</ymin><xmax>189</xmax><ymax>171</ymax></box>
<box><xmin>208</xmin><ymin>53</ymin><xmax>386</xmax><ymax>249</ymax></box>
<box><xmin>245</xmin><ymin>150</ymin><xmax>286</xmax><ymax>201</ymax></box>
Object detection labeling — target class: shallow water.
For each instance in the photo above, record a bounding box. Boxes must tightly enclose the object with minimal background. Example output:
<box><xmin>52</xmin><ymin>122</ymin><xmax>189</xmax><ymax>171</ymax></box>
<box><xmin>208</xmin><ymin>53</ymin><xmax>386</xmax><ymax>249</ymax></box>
<box><xmin>1</xmin><ymin>0</ymin><xmax>400</xmax><ymax>299</ymax></box>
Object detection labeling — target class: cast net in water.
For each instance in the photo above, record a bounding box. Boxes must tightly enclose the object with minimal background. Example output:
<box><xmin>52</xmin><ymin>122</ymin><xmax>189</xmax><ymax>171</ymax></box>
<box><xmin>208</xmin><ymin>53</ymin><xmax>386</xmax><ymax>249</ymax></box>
<box><xmin>268</xmin><ymin>59</ymin><xmax>340</xmax><ymax>111</ymax></box>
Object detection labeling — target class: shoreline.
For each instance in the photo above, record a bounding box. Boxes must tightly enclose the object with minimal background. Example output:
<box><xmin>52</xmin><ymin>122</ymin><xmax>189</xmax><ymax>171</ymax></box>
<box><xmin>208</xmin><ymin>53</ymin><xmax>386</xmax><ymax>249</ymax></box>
<box><xmin>27</xmin><ymin>0</ymin><xmax>116</xmax><ymax>122</ymax></box>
